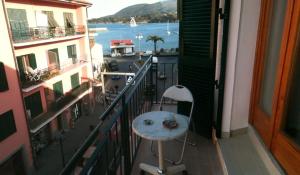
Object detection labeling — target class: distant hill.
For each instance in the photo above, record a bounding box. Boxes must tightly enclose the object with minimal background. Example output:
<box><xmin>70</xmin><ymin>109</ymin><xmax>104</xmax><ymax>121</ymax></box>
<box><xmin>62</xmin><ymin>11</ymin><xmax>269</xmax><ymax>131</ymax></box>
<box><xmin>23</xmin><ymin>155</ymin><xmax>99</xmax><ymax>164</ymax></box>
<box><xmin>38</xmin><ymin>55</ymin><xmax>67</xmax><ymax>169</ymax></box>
<box><xmin>88</xmin><ymin>0</ymin><xmax>177</xmax><ymax>23</ymax></box>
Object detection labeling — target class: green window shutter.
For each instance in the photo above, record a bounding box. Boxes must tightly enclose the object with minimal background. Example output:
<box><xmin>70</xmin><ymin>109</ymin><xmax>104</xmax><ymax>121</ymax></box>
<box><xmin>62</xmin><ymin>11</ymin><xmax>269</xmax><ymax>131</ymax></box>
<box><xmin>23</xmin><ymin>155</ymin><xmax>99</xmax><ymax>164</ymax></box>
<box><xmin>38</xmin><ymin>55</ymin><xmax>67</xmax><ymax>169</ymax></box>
<box><xmin>16</xmin><ymin>57</ymin><xmax>26</xmax><ymax>82</ymax></box>
<box><xmin>67</xmin><ymin>45</ymin><xmax>77</xmax><ymax>63</ymax></box>
<box><xmin>7</xmin><ymin>8</ymin><xmax>29</xmax><ymax>30</ymax></box>
<box><xmin>28</xmin><ymin>54</ymin><xmax>37</xmax><ymax>69</ymax></box>
<box><xmin>53</xmin><ymin>81</ymin><xmax>63</xmax><ymax>99</ymax></box>
<box><xmin>24</xmin><ymin>92</ymin><xmax>43</xmax><ymax>119</ymax></box>
<box><xmin>7</xmin><ymin>8</ymin><xmax>29</xmax><ymax>41</ymax></box>
<box><xmin>178</xmin><ymin>0</ymin><xmax>219</xmax><ymax>138</ymax></box>
<box><xmin>67</xmin><ymin>45</ymin><xmax>77</xmax><ymax>58</ymax></box>
<box><xmin>0</xmin><ymin>62</ymin><xmax>9</xmax><ymax>92</ymax></box>
<box><xmin>0</xmin><ymin>110</ymin><xmax>17</xmax><ymax>142</ymax></box>
<box><xmin>71</xmin><ymin>73</ymin><xmax>80</xmax><ymax>89</ymax></box>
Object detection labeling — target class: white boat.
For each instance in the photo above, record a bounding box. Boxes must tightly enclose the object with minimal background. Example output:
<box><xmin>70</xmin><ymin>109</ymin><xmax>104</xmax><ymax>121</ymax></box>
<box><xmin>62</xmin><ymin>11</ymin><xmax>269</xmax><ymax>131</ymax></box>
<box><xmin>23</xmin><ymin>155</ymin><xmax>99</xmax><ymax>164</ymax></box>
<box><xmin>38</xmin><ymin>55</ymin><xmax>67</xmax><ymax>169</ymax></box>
<box><xmin>130</xmin><ymin>17</ymin><xmax>137</xmax><ymax>27</ymax></box>
<box><xmin>167</xmin><ymin>21</ymin><xmax>171</xmax><ymax>35</ymax></box>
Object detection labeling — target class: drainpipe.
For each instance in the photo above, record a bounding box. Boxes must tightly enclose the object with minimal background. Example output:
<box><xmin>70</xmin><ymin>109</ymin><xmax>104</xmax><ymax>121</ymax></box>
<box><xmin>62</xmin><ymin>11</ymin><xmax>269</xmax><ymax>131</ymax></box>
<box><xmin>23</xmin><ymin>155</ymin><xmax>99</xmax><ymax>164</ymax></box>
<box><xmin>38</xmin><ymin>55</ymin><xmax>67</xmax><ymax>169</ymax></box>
<box><xmin>216</xmin><ymin>0</ymin><xmax>231</xmax><ymax>138</ymax></box>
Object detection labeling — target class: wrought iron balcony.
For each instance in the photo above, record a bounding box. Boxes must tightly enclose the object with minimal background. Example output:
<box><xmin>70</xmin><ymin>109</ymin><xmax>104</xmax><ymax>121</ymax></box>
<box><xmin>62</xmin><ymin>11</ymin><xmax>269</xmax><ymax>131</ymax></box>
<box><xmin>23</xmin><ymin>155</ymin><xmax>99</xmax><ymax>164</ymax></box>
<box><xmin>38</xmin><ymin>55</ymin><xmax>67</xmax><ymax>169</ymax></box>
<box><xmin>20</xmin><ymin>59</ymin><xmax>86</xmax><ymax>89</ymax></box>
<box><xmin>29</xmin><ymin>82</ymin><xmax>90</xmax><ymax>133</ymax></box>
<box><xmin>11</xmin><ymin>25</ymin><xmax>86</xmax><ymax>43</ymax></box>
<box><xmin>59</xmin><ymin>56</ymin><xmax>180</xmax><ymax>175</ymax></box>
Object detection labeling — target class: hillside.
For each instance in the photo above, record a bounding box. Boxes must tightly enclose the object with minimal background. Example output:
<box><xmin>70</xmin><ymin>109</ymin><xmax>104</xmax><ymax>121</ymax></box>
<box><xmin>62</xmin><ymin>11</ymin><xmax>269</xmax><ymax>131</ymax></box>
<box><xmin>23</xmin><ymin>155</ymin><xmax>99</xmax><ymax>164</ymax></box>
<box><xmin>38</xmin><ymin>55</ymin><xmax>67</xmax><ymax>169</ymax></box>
<box><xmin>88</xmin><ymin>0</ymin><xmax>177</xmax><ymax>23</ymax></box>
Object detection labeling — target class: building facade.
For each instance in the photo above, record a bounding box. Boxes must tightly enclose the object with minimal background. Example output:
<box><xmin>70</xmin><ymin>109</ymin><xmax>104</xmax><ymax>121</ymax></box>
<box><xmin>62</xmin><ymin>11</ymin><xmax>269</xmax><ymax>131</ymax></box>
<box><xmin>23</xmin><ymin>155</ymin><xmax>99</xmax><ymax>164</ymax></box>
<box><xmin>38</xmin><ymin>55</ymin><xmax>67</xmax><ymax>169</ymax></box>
<box><xmin>0</xmin><ymin>0</ymin><xmax>93</xmax><ymax>173</ymax></box>
<box><xmin>0</xmin><ymin>0</ymin><xmax>33</xmax><ymax>174</ymax></box>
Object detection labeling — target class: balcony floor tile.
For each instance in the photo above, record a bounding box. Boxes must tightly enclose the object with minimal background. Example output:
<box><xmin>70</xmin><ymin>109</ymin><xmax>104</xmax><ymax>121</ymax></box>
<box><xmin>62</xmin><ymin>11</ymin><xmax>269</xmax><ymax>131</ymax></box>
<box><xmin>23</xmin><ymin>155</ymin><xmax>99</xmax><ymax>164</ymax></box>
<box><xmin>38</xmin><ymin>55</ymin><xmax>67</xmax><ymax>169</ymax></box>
<box><xmin>132</xmin><ymin>133</ymin><xmax>223</xmax><ymax>175</ymax></box>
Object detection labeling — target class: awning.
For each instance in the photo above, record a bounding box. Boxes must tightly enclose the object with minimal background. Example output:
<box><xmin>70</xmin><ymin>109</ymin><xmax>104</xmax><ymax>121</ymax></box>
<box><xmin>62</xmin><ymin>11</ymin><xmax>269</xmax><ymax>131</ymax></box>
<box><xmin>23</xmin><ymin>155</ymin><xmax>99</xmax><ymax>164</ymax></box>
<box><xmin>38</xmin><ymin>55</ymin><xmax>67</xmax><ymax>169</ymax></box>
<box><xmin>43</xmin><ymin>11</ymin><xmax>59</xmax><ymax>27</ymax></box>
<box><xmin>64</xmin><ymin>13</ymin><xmax>74</xmax><ymax>27</ymax></box>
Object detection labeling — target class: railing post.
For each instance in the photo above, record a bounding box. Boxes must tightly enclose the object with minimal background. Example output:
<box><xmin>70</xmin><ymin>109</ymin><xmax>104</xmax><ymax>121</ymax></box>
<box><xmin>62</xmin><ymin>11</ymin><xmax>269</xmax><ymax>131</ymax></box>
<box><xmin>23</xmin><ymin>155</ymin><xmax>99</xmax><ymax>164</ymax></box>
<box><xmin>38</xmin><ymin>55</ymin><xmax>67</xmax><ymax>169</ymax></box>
<box><xmin>150</xmin><ymin>56</ymin><xmax>153</xmax><ymax>105</ymax></box>
<box><xmin>155</xmin><ymin>59</ymin><xmax>158</xmax><ymax>103</ymax></box>
<box><xmin>120</xmin><ymin>94</ymin><xmax>131</xmax><ymax>175</ymax></box>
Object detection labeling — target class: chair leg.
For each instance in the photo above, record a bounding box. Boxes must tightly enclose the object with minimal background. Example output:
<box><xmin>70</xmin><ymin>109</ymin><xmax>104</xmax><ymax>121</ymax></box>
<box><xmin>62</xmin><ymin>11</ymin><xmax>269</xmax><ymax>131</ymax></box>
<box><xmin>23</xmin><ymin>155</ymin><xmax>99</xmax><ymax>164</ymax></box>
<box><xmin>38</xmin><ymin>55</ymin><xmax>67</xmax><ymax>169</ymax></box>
<box><xmin>175</xmin><ymin>138</ymin><xmax>196</xmax><ymax>147</ymax></box>
<box><xmin>175</xmin><ymin>132</ymin><xmax>188</xmax><ymax>165</ymax></box>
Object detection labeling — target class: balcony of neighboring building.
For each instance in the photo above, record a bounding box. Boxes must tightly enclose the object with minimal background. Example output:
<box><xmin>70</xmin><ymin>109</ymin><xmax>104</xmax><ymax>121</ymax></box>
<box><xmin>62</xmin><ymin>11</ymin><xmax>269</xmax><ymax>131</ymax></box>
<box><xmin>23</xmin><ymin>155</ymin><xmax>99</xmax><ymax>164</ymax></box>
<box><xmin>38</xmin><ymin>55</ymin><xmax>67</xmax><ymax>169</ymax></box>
<box><xmin>16</xmin><ymin>44</ymin><xmax>89</xmax><ymax>92</ymax></box>
<box><xmin>27</xmin><ymin>81</ymin><xmax>91</xmax><ymax>133</ymax></box>
<box><xmin>5</xmin><ymin>6</ymin><xmax>87</xmax><ymax>48</ymax></box>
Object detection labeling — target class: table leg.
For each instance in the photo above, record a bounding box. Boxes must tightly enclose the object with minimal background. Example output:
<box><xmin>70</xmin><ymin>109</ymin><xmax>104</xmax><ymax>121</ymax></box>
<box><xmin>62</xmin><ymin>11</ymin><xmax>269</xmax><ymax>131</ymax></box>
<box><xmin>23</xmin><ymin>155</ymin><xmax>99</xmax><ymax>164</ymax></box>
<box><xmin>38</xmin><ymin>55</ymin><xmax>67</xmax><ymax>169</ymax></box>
<box><xmin>158</xmin><ymin>141</ymin><xmax>165</xmax><ymax>174</ymax></box>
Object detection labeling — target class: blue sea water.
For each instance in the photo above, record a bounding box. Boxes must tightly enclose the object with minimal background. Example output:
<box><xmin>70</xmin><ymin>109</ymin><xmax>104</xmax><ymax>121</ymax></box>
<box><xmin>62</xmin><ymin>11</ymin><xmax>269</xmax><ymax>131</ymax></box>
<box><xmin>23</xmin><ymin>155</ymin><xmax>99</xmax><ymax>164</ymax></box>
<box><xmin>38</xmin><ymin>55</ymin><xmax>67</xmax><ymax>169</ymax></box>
<box><xmin>88</xmin><ymin>23</ymin><xmax>179</xmax><ymax>55</ymax></box>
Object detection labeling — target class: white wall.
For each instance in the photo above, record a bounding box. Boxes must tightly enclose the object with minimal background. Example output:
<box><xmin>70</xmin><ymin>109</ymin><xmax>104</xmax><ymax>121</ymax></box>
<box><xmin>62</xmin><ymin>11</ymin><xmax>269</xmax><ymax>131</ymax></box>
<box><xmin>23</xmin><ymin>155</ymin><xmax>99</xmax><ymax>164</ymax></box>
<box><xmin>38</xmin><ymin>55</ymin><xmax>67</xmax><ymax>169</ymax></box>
<box><xmin>230</xmin><ymin>0</ymin><xmax>261</xmax><ymax>130</ymax></box>
<box><xmin>5</xmin><ymin>2</ymin><xmax>78</xmax><ymax>27</ymax></box>
<box><xmin>222</xmin><ymin>0</ymin><xmax>261</xmax><ymax>135</ymax></box>
<box><xmin>222</xmin><ymin>0</ymin><xmax>242</xmax><ymax>135</ymax></box>
<box><xmin>14</xmin><ymin>40</ymin><xmax>81</xmax><ymax>70</ymax></box>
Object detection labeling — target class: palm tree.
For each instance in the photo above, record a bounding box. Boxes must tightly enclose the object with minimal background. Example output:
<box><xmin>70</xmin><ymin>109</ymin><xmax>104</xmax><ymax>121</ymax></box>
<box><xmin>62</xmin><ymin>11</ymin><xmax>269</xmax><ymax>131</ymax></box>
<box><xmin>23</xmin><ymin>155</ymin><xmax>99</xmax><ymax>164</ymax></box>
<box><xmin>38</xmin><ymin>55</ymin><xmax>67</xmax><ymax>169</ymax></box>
<box><xmin>146</xmin><ymin>35</ymin><xmax>164</xmax><ymax>55</ymax></box>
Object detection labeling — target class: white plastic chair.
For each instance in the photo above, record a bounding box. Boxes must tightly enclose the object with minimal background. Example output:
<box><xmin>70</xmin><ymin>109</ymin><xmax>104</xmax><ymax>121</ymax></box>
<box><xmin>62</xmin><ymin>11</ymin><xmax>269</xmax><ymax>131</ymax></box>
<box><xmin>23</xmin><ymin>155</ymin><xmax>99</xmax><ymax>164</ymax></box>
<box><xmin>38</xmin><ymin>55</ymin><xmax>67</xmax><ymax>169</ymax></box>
<box><xmin>25</xmin><ymin>66</ymin><xmax>41</xmax><ymax>81</ymax></box>
<box><xmin>150</xmin><ymin>85</ymin><xmax>195</xmax><ymax>165</ymax></box>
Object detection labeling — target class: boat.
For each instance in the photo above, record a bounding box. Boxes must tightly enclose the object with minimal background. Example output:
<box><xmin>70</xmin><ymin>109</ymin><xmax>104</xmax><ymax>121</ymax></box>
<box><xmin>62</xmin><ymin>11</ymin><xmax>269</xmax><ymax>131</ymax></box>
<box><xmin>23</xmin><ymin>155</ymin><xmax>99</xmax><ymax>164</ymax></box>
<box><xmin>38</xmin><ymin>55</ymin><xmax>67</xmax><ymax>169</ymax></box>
<box><xmin>110</xmin><ymin>40</ymin><xmax>135</xmax><ymax>57</ymax></box>
<box><xmin>130</xmin><ymin>17</ymin><xmax>137</xmax><ymax>27</ymax></box>
<box><xmin>167</xmin><ymin>21</ymin><xmax>171</xmax><ymax>35</ymax></box>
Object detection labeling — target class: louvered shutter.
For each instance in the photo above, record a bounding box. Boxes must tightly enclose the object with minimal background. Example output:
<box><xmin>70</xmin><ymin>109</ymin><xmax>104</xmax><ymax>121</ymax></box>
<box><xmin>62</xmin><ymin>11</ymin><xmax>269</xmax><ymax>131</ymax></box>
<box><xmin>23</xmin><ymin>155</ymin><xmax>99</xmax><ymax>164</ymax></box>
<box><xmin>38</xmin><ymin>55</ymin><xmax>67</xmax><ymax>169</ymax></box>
<box><xmin>71</xmin><ymin>73</ymin><xmax>80</xmax><ymax>89</ymax></box>
<box><xmin>0</xmin><ymin>110</ymin><xmax>16</xmax><ymax>141</ymax></box>
<box><xmin>29</xmin><ymin>54</ymin><xmax>37</xmax><ymax>69</ymax></box>
<box><xmin>24</xmin><ymin>92</ymin><xmax>43</xmax><ymax>119</ymax></box>
<box><xmin>7</xmin><ymin>8</ymin><xmax>29</xmax><ymax>41</ymax></box>
<box><xmin>16</xmin><ymin>56</ymin><xmax>26</xmax><ymax>82</ymax></box>
<box><xmin>178</xmin><ymin>0</ymin><xmax>219</xmax><ymax>138</ymax></box>
<box><xmin>0</xmin><ymin>62</ymin><xmax>9</xmax><ymax>92</ymax></box>
<box><xmin>53</xmin><ymin>81</ymin><xmax>63</xmax><ymax>99</ymax></box>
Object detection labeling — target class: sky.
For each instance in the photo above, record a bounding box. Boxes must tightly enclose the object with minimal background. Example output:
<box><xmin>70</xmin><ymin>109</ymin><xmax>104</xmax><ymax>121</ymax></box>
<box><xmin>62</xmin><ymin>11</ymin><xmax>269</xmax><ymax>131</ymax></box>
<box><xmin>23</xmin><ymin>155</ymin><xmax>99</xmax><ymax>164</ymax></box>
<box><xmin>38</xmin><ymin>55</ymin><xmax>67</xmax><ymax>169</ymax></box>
<box><xmin>88</xmin><ymin>0</ymin><xmax>163</xmax><ymax>19</ymax></box>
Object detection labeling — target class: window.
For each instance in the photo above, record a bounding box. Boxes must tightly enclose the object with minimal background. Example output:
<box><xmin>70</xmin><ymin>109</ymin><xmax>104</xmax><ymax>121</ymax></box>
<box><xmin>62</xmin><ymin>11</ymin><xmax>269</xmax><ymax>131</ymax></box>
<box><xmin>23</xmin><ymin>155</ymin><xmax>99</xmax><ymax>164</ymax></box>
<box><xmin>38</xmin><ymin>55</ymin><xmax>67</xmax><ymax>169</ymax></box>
<box><xmin>70</xmin><ymin>73</ymin><xmax>80</xmax><ymax>89</ymax></box>
<box><xmin>42</xmin><ymin>11</ymin><xmax>58</xmax><ymax>28</ymax></box>
<box><xmin>0</xmin><ymin>150</ymin><xmax>26</xmax><ymax>174</ymax></box>
<box><xmin>24</xmin><ymin>91</ymin><xmax>43</xmax><ymax>119</ymax></box>
<box><xmin>16</xmin><ymin>54</ymin><xmax>37</xmax><ymax>83</ymax></box>
<box><xmin>63</xmin><ymin>12</ymin><xmax>74</xmax><ymax>28</ymax></box>
<box><xmin>48</xmin><ymin>49</ymin><xmax>60</xmax><ymax>70</ymax></box>
<box><xmin>0</xmin><ymin>62</ymin><xmax>9</xmax><ymax>92</ymax></box>
<box><xmin>67</xmin><ymin>45</ymin><xmax>77</xmax><ymax>63</ymax></box>
<box><xmin>53</xmin><ymin>81</ymin><xmax>63</xmax><ymax>99</ymax></box>
<box><xmin>63</xmin><ymin>13</ymin><xmax>75</xmax><ymax>36</ymax></box>
<box><xmin>0</xmin><ymin>110</ymin><xmax>16</xmax><ymax>142</ymax></box>
<box><xmin>7</xmin><ymin>8</ymin><xmax>29</xmax><ymax>41</ymax></box>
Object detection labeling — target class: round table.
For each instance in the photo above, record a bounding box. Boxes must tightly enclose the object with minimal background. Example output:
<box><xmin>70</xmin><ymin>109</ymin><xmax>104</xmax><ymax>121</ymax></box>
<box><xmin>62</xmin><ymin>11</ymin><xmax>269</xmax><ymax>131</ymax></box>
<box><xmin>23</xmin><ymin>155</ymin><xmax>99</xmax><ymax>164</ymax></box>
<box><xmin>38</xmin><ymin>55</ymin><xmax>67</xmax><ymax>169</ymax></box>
<box><xmin>132</xmin><ymin>111</ymin><xmax>189</xmax><ymax>175</ymax></box>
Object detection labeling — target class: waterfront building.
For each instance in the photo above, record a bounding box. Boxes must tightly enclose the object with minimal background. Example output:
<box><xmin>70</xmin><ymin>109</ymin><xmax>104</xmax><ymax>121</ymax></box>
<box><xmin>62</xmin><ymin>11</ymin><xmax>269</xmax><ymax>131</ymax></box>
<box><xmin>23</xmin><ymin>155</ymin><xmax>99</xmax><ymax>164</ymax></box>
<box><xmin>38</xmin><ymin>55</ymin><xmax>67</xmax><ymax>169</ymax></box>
<box><xmin>0</xmin><ymin>0</ymin><xmax>93</xmax><ymax>172</ymax></box>
<box><xmin>0</xmin><ymin>1</ymin><xmax>33</xmax><ymax>174</ymax></box>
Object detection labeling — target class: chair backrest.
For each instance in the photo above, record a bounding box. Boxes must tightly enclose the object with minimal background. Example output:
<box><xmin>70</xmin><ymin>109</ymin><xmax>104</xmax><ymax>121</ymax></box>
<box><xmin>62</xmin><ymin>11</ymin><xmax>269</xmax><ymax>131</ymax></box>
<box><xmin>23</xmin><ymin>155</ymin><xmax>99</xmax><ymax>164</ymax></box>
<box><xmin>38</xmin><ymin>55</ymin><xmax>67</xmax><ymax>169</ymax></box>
<box><xmin>159</xmin><ymin>85</ymin><xmax>194</xmax><ymax>124</ymax></box>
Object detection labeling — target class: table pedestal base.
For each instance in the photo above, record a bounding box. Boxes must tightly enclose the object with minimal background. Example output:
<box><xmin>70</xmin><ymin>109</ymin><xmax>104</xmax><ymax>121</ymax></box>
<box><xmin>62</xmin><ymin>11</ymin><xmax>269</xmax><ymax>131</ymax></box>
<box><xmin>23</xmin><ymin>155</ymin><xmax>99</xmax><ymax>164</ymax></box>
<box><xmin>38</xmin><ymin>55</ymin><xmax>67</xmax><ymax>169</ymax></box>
<box><xmin>139</xmin><ymin>163</ymin><xmax>186</xmax><ymax>175</ymax></box>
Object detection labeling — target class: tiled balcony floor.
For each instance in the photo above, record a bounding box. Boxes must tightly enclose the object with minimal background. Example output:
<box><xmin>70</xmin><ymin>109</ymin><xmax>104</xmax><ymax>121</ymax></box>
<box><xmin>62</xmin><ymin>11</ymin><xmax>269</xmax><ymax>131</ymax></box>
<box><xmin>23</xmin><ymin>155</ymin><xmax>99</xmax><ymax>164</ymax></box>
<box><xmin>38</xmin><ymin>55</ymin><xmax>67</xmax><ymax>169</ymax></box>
<box><xmin>131</xmin><ymin>105</ymin><xmax>223</xmax><ymax>175</ymax></box>
<box><xmin>132</xmin><ymin>133</ymin><xmax>223</xmax><ymax>175</ymax></box>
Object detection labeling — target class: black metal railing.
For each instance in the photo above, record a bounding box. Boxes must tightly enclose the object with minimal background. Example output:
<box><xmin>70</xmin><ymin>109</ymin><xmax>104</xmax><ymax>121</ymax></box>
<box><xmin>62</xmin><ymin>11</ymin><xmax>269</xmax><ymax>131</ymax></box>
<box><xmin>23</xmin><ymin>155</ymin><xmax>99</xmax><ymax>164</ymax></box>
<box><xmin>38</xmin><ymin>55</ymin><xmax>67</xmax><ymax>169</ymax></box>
<box><xmin>59</xmin><ymin>56</ymin><xmax>178</xmax><ymax>175</ymax></box>
<box><xmin>11</xmin><ymin>25</ymin><xmax>86</xmax><ymax>43</ymax></box>
<box><xmin>51</xmin><ymin>82</ymin><xmax>90</xmax><ymax>111</ymax></box>
<box><xmin>60</xmin><ymin>56</ymin><xmax>154</xmax><ymax>175</ymax></box>
<box><xmin>30</xmin><ymin>82</ymin><xmax>90</xmax><ymax>131</ymax></box>
<box><xmin>152</xmin><ymin>60</ymin><xmax>178</xmax><ymax>104</ymax></box>
<box><xmin>20</xmin><ymin>59</ymin><xmax>85</xmax><ymax>89</ymax></box>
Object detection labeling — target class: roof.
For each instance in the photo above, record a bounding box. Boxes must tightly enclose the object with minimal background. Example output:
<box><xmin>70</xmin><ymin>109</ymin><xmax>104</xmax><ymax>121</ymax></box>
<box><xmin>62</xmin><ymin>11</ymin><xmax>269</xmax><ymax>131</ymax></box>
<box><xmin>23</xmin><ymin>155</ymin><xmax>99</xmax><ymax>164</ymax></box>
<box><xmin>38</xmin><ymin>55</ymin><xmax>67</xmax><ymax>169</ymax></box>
<box><xmin>111</xmin><ymin>40</ymin><xmax>134</xmax><ymax>46</ymax></box>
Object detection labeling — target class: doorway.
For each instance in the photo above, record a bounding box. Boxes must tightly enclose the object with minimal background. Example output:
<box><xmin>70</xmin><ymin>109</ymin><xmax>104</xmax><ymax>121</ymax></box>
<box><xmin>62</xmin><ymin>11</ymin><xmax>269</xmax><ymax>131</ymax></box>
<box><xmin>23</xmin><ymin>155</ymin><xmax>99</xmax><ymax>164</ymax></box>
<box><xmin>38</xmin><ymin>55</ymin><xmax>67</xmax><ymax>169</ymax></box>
<box><xmin>251</xmin><ymin>0</ymin><xmax>300</xmax><ymax>174</ymax></box>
